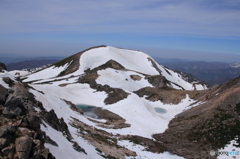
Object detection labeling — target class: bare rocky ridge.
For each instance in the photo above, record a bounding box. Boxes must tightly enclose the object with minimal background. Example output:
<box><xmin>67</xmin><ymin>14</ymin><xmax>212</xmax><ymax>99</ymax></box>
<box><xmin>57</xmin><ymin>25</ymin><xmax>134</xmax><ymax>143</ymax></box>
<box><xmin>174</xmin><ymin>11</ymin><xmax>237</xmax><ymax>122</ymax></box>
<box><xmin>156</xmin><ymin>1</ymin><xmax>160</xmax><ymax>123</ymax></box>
<box><xmin>134</xmin><ymin>86</ymin><xmax>202</xmax><ymax>104</ymax></box>
<box><xmin>153</xmin><ymin>77</ymin><xmax>240</xmax><ymax>159</ymax></box>
<box><xmin>0</xmin><ymin>82</ymin><xmax>55</xmax><ymax>159</ymax></box>
<box><xmin>0</xmin><ymin>79</ymin><xmax>86</xmax><ymax>158</ymax></box>
<box><xmin>93</xmin><ymin>108</ymin><xmax>130</xmax><ymax>129</ymax></box>
<box><xmin>54</xmin><ymin>45</ymin><xmax>107</xmax><ymax>77</ymax></box>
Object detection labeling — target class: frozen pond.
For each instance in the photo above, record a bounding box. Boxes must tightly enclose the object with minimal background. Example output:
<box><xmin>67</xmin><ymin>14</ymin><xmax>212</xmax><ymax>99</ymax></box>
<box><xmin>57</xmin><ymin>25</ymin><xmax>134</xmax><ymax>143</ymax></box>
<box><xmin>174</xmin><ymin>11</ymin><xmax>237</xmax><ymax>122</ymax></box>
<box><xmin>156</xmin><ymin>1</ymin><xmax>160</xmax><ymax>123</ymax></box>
<box><xmin>154</xmin><ymin>107</ymin><xmax>167</xmax><ymax>114</ymax></box>
<box><xmin>76</xmin><ymin>104</ymin><xmax>101</xmax><ymax>119</ymax></box>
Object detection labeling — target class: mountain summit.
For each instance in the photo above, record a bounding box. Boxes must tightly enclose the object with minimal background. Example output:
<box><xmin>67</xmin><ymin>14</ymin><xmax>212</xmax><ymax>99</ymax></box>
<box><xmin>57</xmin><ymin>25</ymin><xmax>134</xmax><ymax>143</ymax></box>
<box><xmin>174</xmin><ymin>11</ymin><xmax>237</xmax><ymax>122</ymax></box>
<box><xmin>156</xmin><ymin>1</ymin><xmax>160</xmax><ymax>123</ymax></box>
<box><xmin>24</xmin><ymin>45</ymin><xmax>206</xmax><ymax>90</ymax></box>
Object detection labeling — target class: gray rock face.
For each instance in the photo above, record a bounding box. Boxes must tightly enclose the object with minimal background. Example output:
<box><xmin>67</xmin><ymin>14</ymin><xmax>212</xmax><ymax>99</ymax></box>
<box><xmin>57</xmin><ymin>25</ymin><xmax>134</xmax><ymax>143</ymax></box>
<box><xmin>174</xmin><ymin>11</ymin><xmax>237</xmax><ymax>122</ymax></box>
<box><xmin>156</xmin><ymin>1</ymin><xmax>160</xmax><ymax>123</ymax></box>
<box><xmin>15</xmin><ymin>136</ymin><xmax>33</xmax><ymax>159</ymax></box>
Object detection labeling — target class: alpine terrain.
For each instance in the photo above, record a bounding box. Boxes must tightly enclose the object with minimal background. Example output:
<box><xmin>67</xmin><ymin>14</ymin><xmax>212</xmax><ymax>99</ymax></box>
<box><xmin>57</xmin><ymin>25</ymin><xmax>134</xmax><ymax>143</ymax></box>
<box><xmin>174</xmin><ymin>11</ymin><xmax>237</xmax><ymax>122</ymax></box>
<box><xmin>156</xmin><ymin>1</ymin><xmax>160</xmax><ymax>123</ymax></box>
<box><xmin>0</xmin><ymin>46</ymin><xmax>239</xmax><ymax>159</ymax></box>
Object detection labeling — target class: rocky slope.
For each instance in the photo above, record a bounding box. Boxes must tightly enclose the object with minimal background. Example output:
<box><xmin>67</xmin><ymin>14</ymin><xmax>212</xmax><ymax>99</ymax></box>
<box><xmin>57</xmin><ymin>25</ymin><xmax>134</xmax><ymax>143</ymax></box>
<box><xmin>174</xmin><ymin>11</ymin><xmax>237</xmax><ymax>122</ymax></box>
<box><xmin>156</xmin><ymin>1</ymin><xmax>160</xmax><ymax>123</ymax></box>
<box><xmin>153</xmin><ymin>76</ymin><xmax>240</xmax><ymax>159</ymax></box>
<box><xmin>0</xmin><ymin>79</ymin><xmax>56</xmax><ymax>159</ymax></box>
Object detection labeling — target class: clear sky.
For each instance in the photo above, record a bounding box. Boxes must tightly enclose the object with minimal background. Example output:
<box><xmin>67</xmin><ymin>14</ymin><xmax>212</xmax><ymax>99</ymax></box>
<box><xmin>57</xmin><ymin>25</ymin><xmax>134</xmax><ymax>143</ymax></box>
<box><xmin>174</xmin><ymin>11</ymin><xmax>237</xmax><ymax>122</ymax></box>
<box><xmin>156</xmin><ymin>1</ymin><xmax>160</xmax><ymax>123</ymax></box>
<box><xmin>0</xmin><ymin>0</ymin><xmax>240</xmax><ymax>62</ymax></box>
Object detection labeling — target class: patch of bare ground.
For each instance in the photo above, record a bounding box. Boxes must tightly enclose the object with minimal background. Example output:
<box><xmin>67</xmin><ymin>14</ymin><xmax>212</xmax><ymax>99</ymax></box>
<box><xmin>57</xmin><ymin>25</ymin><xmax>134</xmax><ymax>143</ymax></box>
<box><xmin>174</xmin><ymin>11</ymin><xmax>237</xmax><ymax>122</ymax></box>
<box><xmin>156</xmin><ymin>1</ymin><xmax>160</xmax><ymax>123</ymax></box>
<box><xmin>119</xmin><ymin>135</ymin><xmax>167</xmax><ymax>153</ymax></box>
<box><xmin>78</xmin><ymin>72</ymin><xmax>130</xmax><ymax>105</ymax></box>
<box><xmin>145</xmin><ymin>75</ymin><xmax>171</xmax><ymax>88</ymax></box>
<box><xmin>93</xmin><ymin>108</ymin><xmax>130</xmax><ymax>129</ymax></box>
<box><xmin>134</xmin><ymin>86</ymin><xmax>202</xmax><ymax>104</ymax></box>
<box><xmin>63</xmin><ymin>99</ymin><xmax>83</xmax><ymax>115</ymax></box>
<box><xmin>70</xmin><ymin>117</ymin><xmax>136</xmax><ymax>159</ymax></box>
<box><xmin>130</xmin><ymin>75</ymin><xmax>142</xmax><ymax>81</ymax></box>
<box><xmin>152</xmin><ymin>77</ymin><xmax>240</xmax><ymax>159</ymax></box>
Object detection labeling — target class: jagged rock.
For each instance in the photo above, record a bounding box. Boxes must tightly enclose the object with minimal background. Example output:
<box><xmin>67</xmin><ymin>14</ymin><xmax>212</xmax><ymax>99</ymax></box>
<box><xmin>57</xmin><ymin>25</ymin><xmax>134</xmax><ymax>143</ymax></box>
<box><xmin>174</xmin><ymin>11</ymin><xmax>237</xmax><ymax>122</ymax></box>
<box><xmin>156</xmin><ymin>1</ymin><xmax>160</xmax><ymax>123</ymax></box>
<box><xmin>41</xmin><ymin>109</ymin><xmax>72</xmax><ymax>140</ymax></box>
<box><xmin>2</xmin><ymin>77</ymin><xmax>15</xmax><ymax>87</ymax></box>
<box><xmin>0</xmin><ymin>126</ymin><xmax>8</xmax><ymax>137</ymax></box>
<box><xmin>26</xmin><ymin>112</ymin><xmax>41</xmax><ymax>130</ymax></box>
<box><xmin>1</xmin><ymin>143</ymin><xmax>14</xmax><ymax>158</ymax></box>
<box><xmin>0</xmin><ymin>134</ymin><xmax>12</xmax><ymax>149</ymax></box>
<box><xmin>8</xmin><ymin>125</ymin><xmax>17</xmax><ymax>134</ymax></box>
<box><xmin>19</xmin><ymin>117</ymin><xmax>30</xmax><ymax>127</ymax></box>
<box><xmin>13</xmin><ymin>107</ymin><xmax>22</xmax><ymax>116</ymax></box>
<box><xmin>15</xmin><ymin>127</ymin><xmax>32</xmax><ymax>137</ymax></box>
<box><xmin>72</xmin><ymin>141</ymin><xmax>87</xmax><ymax>154</ymax></box>
<box><xmin>0</xmin><ymin>84</ymin><xmax>8</xmax><ymax>105</ymax></box>
<box><xmin>0</xmin><ymin>138</ymin><xmax>8</xmax><ymax>149</ymax></box>
<box><xmin>145</xmin><ymin>75</ymin><xmax>170</xmax><ymax>88</ymax></box>
<box><xmin>4</xmin><ymin>96</ymin><xmax>26</xmax><ymax>114</ymax></box>
<box><xmin>15</xmin><ymin>136</ymin><xmax>32</xmax><ymax>159</ymax></box>
<box><xmin>45</xmin><ymin>135</ymin><xmax>58</xmax><ymax>147</ymax></box>
<box><xmin>0</xmin><ymin>62</ymin><xmax>7</xmax><ymax>72</ymax></box>
<box><xmin>41</xmin><ymin>148</ymin><xmax>56</xmax><ymax>159</ymax></box>
<box><xmin>147</xmin><ymin>57</ymin><xmax>162</xmax><ymax>75</ymax></box>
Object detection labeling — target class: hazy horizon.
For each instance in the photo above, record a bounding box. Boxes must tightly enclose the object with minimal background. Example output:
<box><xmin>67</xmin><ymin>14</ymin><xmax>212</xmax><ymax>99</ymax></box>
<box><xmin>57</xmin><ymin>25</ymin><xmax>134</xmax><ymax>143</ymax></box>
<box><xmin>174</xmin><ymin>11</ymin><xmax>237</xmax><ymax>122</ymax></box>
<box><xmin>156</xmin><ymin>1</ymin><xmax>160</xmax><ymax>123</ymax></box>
<box><xmin>1</xmin><ymin>45</ymin><xmax>240</xmax><ymax>64</ymax></box>
<box><xmin>1</xmin><ymin>0</ymin><xmax>240</xmax><ymax>63</ymax></box>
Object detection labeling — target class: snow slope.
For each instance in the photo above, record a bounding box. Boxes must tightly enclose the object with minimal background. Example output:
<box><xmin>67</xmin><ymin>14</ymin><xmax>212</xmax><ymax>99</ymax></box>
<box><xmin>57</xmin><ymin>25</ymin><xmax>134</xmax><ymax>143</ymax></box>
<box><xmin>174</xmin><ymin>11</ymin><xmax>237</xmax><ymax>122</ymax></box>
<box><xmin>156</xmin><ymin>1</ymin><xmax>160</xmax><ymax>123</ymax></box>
<box><xmin>23</xmin><ymin>46</ymin><xmax>207</xmax><ymax>90</ymax></box>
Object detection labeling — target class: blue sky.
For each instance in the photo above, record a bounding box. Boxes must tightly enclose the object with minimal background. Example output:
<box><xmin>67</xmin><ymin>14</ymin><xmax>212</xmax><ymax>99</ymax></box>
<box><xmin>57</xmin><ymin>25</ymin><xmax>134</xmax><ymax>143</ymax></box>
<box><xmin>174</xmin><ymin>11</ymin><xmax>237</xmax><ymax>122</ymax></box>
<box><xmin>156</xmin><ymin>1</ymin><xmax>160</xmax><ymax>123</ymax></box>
<box><xmin>0</xmin><ymin>0</ymin><xmax>240</xmax><ymax>62</ymax></box>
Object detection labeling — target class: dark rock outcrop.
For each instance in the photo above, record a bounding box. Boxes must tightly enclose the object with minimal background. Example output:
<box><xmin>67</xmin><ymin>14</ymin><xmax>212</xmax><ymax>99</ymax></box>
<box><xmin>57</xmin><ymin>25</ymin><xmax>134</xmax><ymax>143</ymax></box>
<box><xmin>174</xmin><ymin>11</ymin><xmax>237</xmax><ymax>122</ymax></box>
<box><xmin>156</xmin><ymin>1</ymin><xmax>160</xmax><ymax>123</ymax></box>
<box><xmin>145</xmin><ymin>75</ymin><xmax>170</xmax><ymax>88</ymax></box>
<box><xmin>15</xmin><ymin>136</ymin><xmax>33</xmax><ymax>159</ymax></box>
<box><xmin>0</xmin><ymin>81</ymin><xmax>56</xmax><ymax>159</ymax></box>
<box><xmin>41</xmin><ymin>109</ymin><xmax>72</xmax><ymax>141</ymax></box>
<box><xmin>0</xmin><ymin>62</ymin><xmax>7</xmax><ymax>72</ymax></box>
<box><xmin>0</xmin><ymin>84</ymin><xmax>8</xmax><ymax>105</ymax></box>
<box><xmin>78</xmin><ymin>71</ymin><xmax>130</xmax><ymax>105</ymax></box>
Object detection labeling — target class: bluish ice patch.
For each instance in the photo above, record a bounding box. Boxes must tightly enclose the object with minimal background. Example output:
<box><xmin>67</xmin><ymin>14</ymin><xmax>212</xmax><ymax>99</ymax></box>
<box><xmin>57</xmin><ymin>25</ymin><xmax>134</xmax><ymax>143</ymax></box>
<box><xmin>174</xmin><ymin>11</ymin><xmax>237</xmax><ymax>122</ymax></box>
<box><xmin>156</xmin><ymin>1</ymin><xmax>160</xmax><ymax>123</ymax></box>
<box><xmin>76</xmin><ymin>104</ymin><xmax>101</xmax><ymax>119</ymax></box>
<box><xmin>154</xmin><ymin>107</ymin><xmax>167</xmax><ymax>114</ymax></box>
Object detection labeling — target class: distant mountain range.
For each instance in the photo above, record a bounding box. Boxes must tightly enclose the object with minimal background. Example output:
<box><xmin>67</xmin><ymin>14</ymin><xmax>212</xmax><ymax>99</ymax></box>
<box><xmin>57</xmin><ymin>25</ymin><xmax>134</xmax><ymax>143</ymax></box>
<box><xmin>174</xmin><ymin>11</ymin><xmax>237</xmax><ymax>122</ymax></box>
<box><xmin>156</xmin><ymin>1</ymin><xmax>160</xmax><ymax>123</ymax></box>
<box><xmin>154</xmin><ymin>58</ymin><xmax>240</xmax><ymax>86</ymax></box>
<box><xmin>6</xmin><ymin>60</ymin><xmax>60</xmax><ymax>71</ymax></box>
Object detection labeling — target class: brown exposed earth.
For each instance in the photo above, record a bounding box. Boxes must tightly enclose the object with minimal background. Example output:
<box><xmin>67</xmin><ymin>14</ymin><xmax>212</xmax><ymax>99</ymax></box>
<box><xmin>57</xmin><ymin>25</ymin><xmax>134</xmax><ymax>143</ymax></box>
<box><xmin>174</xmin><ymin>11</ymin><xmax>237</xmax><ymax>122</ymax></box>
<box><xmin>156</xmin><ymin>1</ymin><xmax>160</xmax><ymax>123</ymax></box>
<box><xmin>153</xmin><ymin>77</ymin><xmax>240</xmax><ymax>159</ymax></box>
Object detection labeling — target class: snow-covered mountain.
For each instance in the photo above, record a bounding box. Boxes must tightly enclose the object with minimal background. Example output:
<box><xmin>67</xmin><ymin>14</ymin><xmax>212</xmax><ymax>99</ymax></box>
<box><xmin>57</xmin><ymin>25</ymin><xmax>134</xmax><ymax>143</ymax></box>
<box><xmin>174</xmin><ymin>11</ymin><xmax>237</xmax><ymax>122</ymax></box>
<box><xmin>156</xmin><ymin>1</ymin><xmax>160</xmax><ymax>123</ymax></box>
<box><xmin>1</xmin><ymin>46</ymin><xmax>239</xmax><ymax>159</ymax></box>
